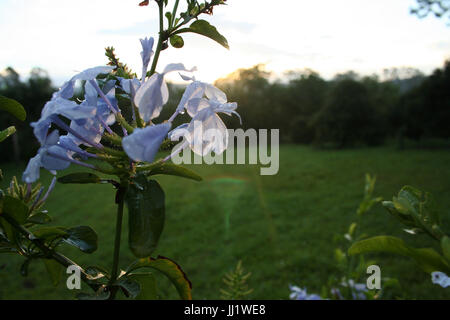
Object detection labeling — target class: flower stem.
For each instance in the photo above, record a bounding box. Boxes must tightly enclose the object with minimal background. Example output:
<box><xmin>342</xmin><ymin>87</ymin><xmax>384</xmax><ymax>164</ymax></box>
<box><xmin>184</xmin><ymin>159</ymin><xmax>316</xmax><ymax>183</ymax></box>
<box><xmin>170</xmin><ymin>0</ymin><xmax>180</xmax><ymax>28</ymax></box>
<box><xmin>149</xmin><ymin>1</ymin><xmax>165</xmax><ymax>76</ymax></box>
<box><xmin>51</xmin><ymin>116</ymin><xmax>103</xmax><ymax>150</ymax></box>
<box><xmin>108</xmin><ymin>183</ymin><xmax>128</xmax><ymax>299</ymax></box>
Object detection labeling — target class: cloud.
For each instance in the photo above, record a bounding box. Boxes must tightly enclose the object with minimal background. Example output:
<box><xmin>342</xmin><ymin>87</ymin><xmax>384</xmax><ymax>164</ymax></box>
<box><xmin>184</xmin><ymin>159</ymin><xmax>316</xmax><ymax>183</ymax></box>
<box><xmin>0</xmin><ymin>0</ymin><xmax>449</xmax><ymax>84</ymax></box>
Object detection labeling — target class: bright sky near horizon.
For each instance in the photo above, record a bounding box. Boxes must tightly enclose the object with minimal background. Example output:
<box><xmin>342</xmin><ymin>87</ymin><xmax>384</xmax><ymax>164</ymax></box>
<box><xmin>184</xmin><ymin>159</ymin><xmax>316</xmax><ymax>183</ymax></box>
<box><xmin>0</xmin><ymin>0</ymin><xmax>449</xmax><ymax>86</ymax></box>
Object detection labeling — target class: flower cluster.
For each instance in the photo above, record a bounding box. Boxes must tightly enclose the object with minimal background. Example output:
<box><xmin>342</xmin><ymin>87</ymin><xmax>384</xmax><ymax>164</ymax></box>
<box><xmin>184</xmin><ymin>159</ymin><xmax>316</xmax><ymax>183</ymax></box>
<box><xmin>22</xmin><ymin>36</ymin><xmax>239</xmax><ymax>184</ymax></box>
<box><xmin>289</xmin><ymin>278</ymin><xmax>370</xmax><ymax>300</ymax></box>
<box><xmin>431</xmin><ymin>271</ymin><xmax>450</xmax><ymax>288</ymax></box>
<box><xmin>289</xmin><ymin>285</ymin><xmax>322</xmax><ymax>300</ymax></box>
<box><xmin>334</xmin><ymin>279</ymin><xmax>368</xmax><ymax>300</ymax></box>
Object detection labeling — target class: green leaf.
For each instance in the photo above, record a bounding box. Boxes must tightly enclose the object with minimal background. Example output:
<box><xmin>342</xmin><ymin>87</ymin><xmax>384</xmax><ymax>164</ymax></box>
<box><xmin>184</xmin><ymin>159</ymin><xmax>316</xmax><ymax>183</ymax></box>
<box><xmin>64</xmin><ymin>226</ymin><xmax>98</xmax><ymax>254</ymax></box>
<box><xmin>116</xmin><ymin>277</ymin><xmax>141</xmax><ymax>299</ymax></box>
<box><xmin>182</xmin><ymin>19</ymin><xmax>229</xmax><ymax>49</ymax></box>
<box><xmin>85</xmin><ymin>265</ymin><xmax>110</xmax><ymax>280</ymax></box>
<box><xmin>0</xmin><ymin>95</ymin><xmax>26</xmax><ymax>121</ymax></box>
<box><xmin>57</xmin><ymin>173</ymin><xmax>102</xmax><ymax>185</ymax></box>
<box><xmin>128</xmin><ymin>272</ymin><xmax>158</xmax><ymax>300</ymax></box>
<box><xmin>349</xmin><ymin>236</ymin><xmax>450</xmax><ymax>274</ymax></box>
<box><xmin>170</xmin><ymin>35</ymin><xmax>185</xmax><ymax>48</ymax></box>
<box><xmin>383</xmin><ymin>186</ymin><xmax>443</xmax><ymax>238</ymax></box>
<box><xmin>26</xmin><ymin>212</ymin><xmax>52</xmax><ymax>225</ymax></box>
<box><xmin>126</xmin><ymin>256</ymin><xmax>192</xmax><ymax>300</ymax></box>
<box><xmin>34</xmin><ymin>226</ymin><xmax>68</xmax><ymax>241</ymax></box>
<box><xmin>146</xmin><ymin>162</ymin><xmax>202</xmax><ymax>182</ymax></box>
<box><xmin>42</xmin><ymin>259</ymin><xmax>63</xmax><ymax>286</ymax></box>
<box><xmin>1</xmin><ymin>196</ymin><xmax>29</xmax><ymax>224</ymax></box>
<box><xmin>0</xmin><ymin>220</ymin><xmax>16</xmax><ymax>244</ymax></box>
<box><xmin>126</xmin><ymin>175</ymin><xmax>166</xmax><ymax>258</ymax></box>
<box><xmin>348</xmin><ymin>223</ymin><xmax>357</xmax><ymax>237</ymax></box>
<box><xmin>0</xmin><ymin>126</ymin><xmax>16</xmax><ymax>143</ymax></box>
<box><xmin>0</xmin><ymin>242</ymin><xmax>16</xmax><ymax>253</ymax></box>
<box><xmin>441</xmin><ymin>236</ymin><xmax>450</xmax><ymax>261</ymax></box>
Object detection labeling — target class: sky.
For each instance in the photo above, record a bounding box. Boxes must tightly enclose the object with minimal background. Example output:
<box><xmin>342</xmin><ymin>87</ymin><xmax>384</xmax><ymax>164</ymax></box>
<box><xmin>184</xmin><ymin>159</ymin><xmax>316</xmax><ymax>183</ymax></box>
<box><xmin>0</xmin><ymin>0</ymin><xmax>449</xmax><ymax>86</ymax></box>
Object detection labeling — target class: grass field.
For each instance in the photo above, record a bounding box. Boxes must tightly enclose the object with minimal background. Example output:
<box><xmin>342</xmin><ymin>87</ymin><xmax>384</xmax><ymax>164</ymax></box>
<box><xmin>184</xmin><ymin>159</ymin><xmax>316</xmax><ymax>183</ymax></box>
<box><xmin>1</xmin><ymin>145</ymin><xmax>450</xmax><ymax>300</ymax></box>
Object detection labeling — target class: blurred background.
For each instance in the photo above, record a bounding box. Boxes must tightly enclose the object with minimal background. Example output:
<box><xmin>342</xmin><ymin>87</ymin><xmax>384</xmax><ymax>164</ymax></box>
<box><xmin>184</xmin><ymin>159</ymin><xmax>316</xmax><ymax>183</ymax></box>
<box><xmin>0</xmin><ymin>0</ymin><xmax>449</xmax><ymax>299</ymax></box>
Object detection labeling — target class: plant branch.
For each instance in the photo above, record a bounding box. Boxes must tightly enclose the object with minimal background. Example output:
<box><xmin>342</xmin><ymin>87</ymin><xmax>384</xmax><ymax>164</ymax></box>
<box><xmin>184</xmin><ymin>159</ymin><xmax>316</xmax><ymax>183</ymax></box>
<box><xmin>1</xmin><ymin>212</ymin><xmax>101</xmax><ymax>292</ymax></box>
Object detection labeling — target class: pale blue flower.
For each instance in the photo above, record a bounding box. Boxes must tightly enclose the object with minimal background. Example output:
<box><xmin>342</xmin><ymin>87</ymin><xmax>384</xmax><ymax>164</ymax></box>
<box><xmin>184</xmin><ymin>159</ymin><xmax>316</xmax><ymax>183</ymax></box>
<box><xmin>340</xmin><ymin>279</ymin><xmax>368</xmax><ymax>300</ymax></box>
<box><xmin>289</xmin><ymin>285</ymin><xmax>322</xmax><ymax>300</ymax></box>
<box><xmin>54</xmin><ymin>66</ymin><xmax>115</xmax><ymax>100</ymax></box>
<box><xmin>68</xmin><ymin>83</ymin><xmax>116</xmax><ymax>146</ymax></box>
<box><xmin>140</xmin><ymin>37</ymin><xmax>155</xmax><ymax>81</ymax></box>
<box><xmin>330</xmin><ymin>287</ymin><xmax>344</xmax><ymax>300</ymax></box>
<box><xmin>134</xmin><ymin>63</ymin><xmax>196</xmax><ymax>122</ymax></box>
<box><xmin>174</xmin><ymin>81</ymin><xmax>224</xmax><ymax>115</ymax></box>
<box><xmin>31</xmin><ymin>97</ymin><xmax>97</xmax><ymax>144</ymax></box>
<box><xmin>122</xmin><ymin>123</ymin><xmax>172</xmax><ymax>163</ymax></box>
<box><xmin>169</xmin><ymin>85</ymin><xmax>240</xmax><ymax>156</ymax></box>
<box><xmin>119</xmin><ymin>77</ymin><xmax>141</xmax><ymax>95</ymax></box>
<box><xmin>431</xmin><ymin>272</ymin><xmax>450</xmax><ymax>288</ymax></box>
<box><xmin>22</xmin><ymin>131</ymin><xmax>71</xmax><ymax>183</ymax></box>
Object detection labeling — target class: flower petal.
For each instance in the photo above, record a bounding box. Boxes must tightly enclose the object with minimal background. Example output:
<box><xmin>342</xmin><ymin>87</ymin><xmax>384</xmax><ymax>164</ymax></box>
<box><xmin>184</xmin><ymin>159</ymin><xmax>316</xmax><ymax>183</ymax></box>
<box><xmin>41</xmin><ymin>146</ymin><xmax>71</xmax><ymax>171</ymax></box>
<box><xmin>71</xmin><ymin>66</ymin><xmax>115</xmax><ymax>81</ymax></box>
<box><xmin>431</xmin><ymin>271</ymin><xmax>450</xmax><ymax>288</ymax></box>
<box><xmin>122</xmin><ymin>123</ymin><xmax>172</xmax><ymax>162</ymax></box>
<box><xmin>22</xmin><ymin>155</ymin><xmax>42</xmax><ymax>183</ymax></box>
<box><xmin>204</xmin><ymin>84</ymin><xmax>227</xmax><ymax>103</ymax></box>
<box><xmin>176</xmin><ymin>82</ymin><xmax>207</xmax><ymax>114</ymax></box>
<box><xmin>134</xmin><ymin>73</ymin><xmax>167</xmax><ymax>122</ymax></box>
<box><xmin>168</xmin><ymin>123</ymin><xmax>189</xmax><ymax>141</ymax></box>
<box><xmin>163</xmin><ymin>63</ymin><xmax>196</xmax><ymax>75</ymax></box>
<box><xmin>140</xmin><ymin>37</ymin><xmax>155</xmax><ymax>80</ymax></box>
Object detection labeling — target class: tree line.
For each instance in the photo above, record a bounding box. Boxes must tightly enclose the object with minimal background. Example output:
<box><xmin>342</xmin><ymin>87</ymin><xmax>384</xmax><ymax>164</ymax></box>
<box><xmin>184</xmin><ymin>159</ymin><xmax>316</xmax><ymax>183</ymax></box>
<box><xmin>213</xmin><ymin>61</ymin><xmax>450</xmax><ymax>148</ymax></box>
<box><xmin>1</xmin><ymin>61</ymin><xmax>449</xmax><ymax>162</ymax></box>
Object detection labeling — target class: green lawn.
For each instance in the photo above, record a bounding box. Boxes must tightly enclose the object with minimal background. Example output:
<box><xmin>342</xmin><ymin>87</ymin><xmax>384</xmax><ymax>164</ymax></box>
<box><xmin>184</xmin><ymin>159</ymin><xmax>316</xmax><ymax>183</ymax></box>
<box><xmin>1</xmin><ymin>145</ymin><xmax>450</xmax><ymax>300</ymax></box>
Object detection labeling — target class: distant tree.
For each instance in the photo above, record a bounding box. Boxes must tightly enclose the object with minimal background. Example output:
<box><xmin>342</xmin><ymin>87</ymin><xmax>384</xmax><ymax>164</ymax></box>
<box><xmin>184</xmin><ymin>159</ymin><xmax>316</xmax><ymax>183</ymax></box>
<box><xmin>361</xmin><ymin>76</ymin><xmax>400</xmax><ymax>140</ymax></box>
<box><xmin>333</xmin><ymin>70</ymin><xmax>361</xmax><ymax>82</ymax></box>
<box><xmin>311</xmin><ymin>79</ymin><xmax>383</xmax><ymax>148</ymax></box>
<box><xmin>286</xmin><ymin>71</ymin><xmax>328</xmax><ymax>144</ymax></box>
<box><xmin>399</xmin><ymin>60</ymin><xmax>450</xmax><ymax>141</ymax></box>
<box><xmin>0</xmin><ymin>67</ymin><xmax>55</xmax><ymax>162</ymax></box>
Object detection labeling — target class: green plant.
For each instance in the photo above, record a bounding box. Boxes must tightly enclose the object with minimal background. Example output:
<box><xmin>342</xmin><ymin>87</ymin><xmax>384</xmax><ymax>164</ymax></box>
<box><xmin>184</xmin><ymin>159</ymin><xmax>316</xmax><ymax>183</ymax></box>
<box><xmin>220</xmin><ymin>260</ymin><xmax>253</xmax><ymax>300</ymax></box>
<box><xmin>349</xmin><ymin>185</ymin><xmax>450</xmax><ymax>288</ymax></box>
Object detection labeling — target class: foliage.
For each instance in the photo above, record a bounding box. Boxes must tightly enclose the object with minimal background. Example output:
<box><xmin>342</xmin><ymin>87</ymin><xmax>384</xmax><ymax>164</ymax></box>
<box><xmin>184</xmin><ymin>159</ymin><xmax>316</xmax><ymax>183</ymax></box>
<box><xmin>291</xmin><ymin>174</ymin><xmax>404</xmax><ymax>300</ymax></box>
<box><xmin>220</xmin><ymin>260</ymin><xmax>253</xmax><ymax>300</ymax></box>
<box><xmin>214</xmin><ymin>61</ymin><xmax>450</xmax><ymax>149</ymax></box>
<box><xmin>349</xmin><ymin>185</ymin><xmax>450</xmax><ymax>287</ymax></box>
<box><xmin>311</xmin><ymin>80</ymin><xmax>382</xmax><ymax>147</ymax></box>
<box><xmin>398</xmin><ymin>61</ymin><xmax>450</xmax><ymax>142</ymax></box>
